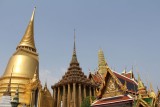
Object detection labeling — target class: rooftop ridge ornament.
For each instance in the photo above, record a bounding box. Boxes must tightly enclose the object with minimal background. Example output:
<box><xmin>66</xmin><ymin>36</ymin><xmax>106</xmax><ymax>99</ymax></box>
<box><xmin>17</xmin><ymin>7</ymin><xmax>36</xmax><ymax>52</ymax></box>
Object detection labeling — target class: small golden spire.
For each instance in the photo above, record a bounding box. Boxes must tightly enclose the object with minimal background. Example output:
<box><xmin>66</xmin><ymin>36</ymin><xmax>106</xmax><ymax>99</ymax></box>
<box><xmin>44</xmin><ymin>82</ymin><xmax>47</xmax><ymax>88</ymax></box>
<box><xmin>17</xmin><ymin>7</ymin><xmax>36</xmax><ymax>51</ymax></box>
<box><xmin>44</xmin><ymin>82</ymin><xmax>48</xmax><ymax>92</ymax></box>
<box><xmin>138</xmin><ymin>74</ymin><xmax>145</xmax><ymax>89</ymax></box>
<box><xmin>137</xmin><ymin>74</ymin><xmax>148</xmax><ymax>98</ymax></box>
<box><xmin>149</xmin><ymin>82</ymin><xmax>156</xmax><ymax>98</ymax></box>
<box><xmin>150</xmin><ymin>82</ymin><xmax>154</xmax><ymax>92</ymax></box>
<box><xmin>98</xmin><ymin>48</ymin><xmax>107</xmax><ymax>67</ymax></box>
<box><xmin>3</xmin><ymin>71</ymin><xmax>13</xmax><ymax>96</ymax></box>
<box><xmin>122</xmin><ymin>67</ymin><xmax>127</xmax><ymax>74</ymax></box>
<box><xmin>123</xmin><ymin>80</ymin><xmax>127</xmax><ymax>90</ymax></box>
<box><xmin>70</xmin><ymin>29</ymin><xmax>78</xmax><ymax>64</ymax></box>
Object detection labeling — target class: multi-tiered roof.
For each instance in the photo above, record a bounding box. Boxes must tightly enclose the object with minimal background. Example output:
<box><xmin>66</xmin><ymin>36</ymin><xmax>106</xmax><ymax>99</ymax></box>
<box><xmin>53</xmin><ymin>32</ymin><xmax>95</xmax><ymax>88</ymax></box>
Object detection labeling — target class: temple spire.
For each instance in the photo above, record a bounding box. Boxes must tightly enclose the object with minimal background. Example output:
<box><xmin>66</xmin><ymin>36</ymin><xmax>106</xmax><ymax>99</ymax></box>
<box><xmin>17</xmin><ymin>7</ymin><xmax>36</xmax><ymax>52</ymax></box>
<box><xmin>98</xmin><ymin>48</ymin><xmax>107</xmax><ymax>67</ymax></box>
<box><xmin>98</xmin><ymin>49</ymin><xmax>108</xmax><ymax>76</ymax></box>
<box><xmin>70</xmin><ymin>29</ymin><xmax>78</xmax><ymax>64</ymax></box>
<box><xmin>74</xmin><ymin>29</ymin><xmax>76</xmax><ymax>54</ymax></box>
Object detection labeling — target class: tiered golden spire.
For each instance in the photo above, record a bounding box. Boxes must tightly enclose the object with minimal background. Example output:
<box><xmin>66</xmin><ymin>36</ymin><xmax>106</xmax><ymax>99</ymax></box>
<box><xmin>70</xmin><ymin>29</ymin><xmax>78</xmax><ymax>64</ymax></box>
<box><xmin>98</xmin><ymin>49</ymin><xmax>107</xmax><ymax>67</ymax></box>
<box><xmin>17</xmin><ymin>7</ymin><xmax>36</xmax><ymax>52</ymax></box>
<box><xmin>97</xmin><ymin>49</ymin><xmax>108</xmax><ymax>76</ymax></box>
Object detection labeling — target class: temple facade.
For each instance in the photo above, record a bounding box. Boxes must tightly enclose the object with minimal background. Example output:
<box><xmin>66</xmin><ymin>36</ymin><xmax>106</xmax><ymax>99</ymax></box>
<box><xmin>51</xmin><ymin>33</ymin><xmax>97</xmax><ymax>107</ymax></box>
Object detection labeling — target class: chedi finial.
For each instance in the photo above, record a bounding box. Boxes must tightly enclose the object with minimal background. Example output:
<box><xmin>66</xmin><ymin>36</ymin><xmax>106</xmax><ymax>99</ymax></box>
<box><xmin>17</xmin><ymin>7</ymin><xmax>36</xmax><ymax>52</ymax></box>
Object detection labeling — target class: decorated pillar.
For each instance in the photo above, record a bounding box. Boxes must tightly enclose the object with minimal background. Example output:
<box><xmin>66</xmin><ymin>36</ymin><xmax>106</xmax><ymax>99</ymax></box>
<box><xmin>53</xmin><ymin>88</ymin><xmax>57</xmax><ymax>107</ymax></box>
<box><xmin>73</xmin><ymin>83</ymin><xmax>76</xmax><ymax>107</ymax></box>
<box><xmin>79</xmin><ymin>84</ymin><xmax>82</xmax><ymax>107</ymax></box>
<box><xmin>63</xmin><ymin>85</ymin><xmax>66</xmax><ymax>107</ymax></box>
<box><xmin>89</xmin><ymin>86</ymin><xmax>92</xmax><ymax>103</ymax></box>
<box><xmin>58</xmin><ymin>87</ymin><xmax>60</xmax><ymax>107</ymax></box>
<box><xmin>89</xmin><ymin>86</ymin><xmax>92</xmax><ymax>97</ymax></box>
<box><xmin>83</xmin><ymin>85</ymin><xmax>86</xmax><ymax>99</ymax></box>
<box><xmin>67</xmin><ymin>84</ymin><xmax>70</xmax><ymax>107</ymax></box>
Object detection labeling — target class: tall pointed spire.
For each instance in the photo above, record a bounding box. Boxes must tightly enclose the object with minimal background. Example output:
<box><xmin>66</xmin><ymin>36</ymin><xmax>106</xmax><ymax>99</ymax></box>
<box><xmin>17</xmin><ymin>7</ymin><xmax>36</xmax><ymax>52</ymax></box>
<box><xmin>98</xmin><ymin>48</ymin><xmax>107</xmax><ymax>67</ymax></box>
<box><xmin>70</xmin><ymin>29</ymin><xmax>78</xmax><ymax>64</ymax></box>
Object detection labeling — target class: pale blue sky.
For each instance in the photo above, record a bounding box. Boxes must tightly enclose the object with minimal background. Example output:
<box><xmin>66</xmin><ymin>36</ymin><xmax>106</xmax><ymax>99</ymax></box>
<box><xmin>0</xmin><ymin>0</ymin><xmax>160</xmax><ymax>92</ymax></box>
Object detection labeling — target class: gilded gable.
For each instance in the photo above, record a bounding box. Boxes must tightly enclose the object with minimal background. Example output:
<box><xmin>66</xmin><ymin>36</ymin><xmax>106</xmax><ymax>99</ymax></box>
<box><xmin>102</xmin><ymin>75</ymin><xmax>123</xmax><ymax>98</ymax></box>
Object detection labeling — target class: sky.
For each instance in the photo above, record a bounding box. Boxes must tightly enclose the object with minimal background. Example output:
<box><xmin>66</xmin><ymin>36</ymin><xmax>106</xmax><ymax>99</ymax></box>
<box><xmin>0</xmin><ymin>0</ymin><xmax>160</xmax><ymax>93</ymax></box>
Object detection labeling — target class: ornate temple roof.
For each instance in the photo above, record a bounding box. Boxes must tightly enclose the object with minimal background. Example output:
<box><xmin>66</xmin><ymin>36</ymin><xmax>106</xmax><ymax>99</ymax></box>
<box><xmin>52</xmin><ymin>32</ymin><xmax>95</xmax><ymax>88</ymax></box>
<box><xmin>89</xmin><ymin>72</ymin><xmax>103</xmax><ymax>86</ymax></box>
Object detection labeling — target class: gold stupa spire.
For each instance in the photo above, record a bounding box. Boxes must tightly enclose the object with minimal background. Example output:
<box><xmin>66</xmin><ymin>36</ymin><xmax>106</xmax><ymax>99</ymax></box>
<box><xmin>17</xmin><ymin>7</ymin><xmax>36</xmax><ymax>51</ymax></box>
<box><xmin>98</xmin><ymin>49</ymin><xmax>107</xmax><ymax>67</ymax></box>
<box><xmin>70</xmin><ymin>29</ymin><xmax>78</xmax><ymax>64</ymax></box>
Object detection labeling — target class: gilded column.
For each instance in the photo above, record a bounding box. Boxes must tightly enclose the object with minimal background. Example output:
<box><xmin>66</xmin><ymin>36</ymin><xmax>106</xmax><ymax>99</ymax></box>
<box><xmin>63</xmin><ymin>85</ymin><xmax>66</xmax><ymax>107</ymax></box>
<box><xmin>83</xmin><ymin>85</ymin><xmax>86</xmax><ymax>99</ymax></box>
<box><xmin>67</xmin><ymin>84</ymin><xmax>70</xmax><ymax>107</ymax></box>
<box><xmin>53</xmin><ymin>88</ymin><xmax>57</xmax><ymax>107</ymax></box>
<box><xmin>58</xmin><ymin>87</ymin><xmax>60</xmax><ymax>107</ymax></box>
<box><xmin>79</xmin><ymin>84</ymin><xmax>82</xmax><ymax>107</ymax></box>
<box><xmin>89</xmin><ymin>86</ymin><xmax>92</xmax><ymax>104</ymax></box>
<box><xmin>73</xmin><ymin>83</ymin><xmax>76</xmax><ymax>107</ymax></box>
<box><xmin>38</xmin><ymin>89</ymin><xmax>42</xmax><ymax>107</ymax></box>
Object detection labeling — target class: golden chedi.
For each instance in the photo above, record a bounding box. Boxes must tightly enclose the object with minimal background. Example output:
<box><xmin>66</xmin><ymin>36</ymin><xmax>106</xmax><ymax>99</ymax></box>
<box><xmin>0</xmin><ymin>8</ymin><xmax>42</xmax><ymax>106</ymax></box>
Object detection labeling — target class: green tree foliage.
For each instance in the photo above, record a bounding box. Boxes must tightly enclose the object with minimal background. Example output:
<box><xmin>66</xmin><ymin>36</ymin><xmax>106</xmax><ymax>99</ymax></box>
<box><xmin>81</xmin><ymin>96</ymin><xmax>96</xmax><ymax>107</ymax></box>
